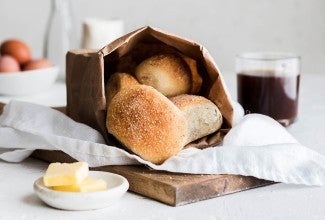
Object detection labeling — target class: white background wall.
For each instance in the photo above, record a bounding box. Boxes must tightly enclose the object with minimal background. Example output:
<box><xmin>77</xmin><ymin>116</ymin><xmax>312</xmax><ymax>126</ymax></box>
<box><xmin>0</xmin><ymin>0</ymin><xmax>324</xmax><ymax>74</ymax></box>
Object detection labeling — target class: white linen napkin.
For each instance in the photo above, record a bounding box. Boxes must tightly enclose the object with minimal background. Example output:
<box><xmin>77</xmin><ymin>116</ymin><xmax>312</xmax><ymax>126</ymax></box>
<box><xmin>1</xmin><ymin>100</ymin><xmax>325</xmax><ymax>186</ymax></box>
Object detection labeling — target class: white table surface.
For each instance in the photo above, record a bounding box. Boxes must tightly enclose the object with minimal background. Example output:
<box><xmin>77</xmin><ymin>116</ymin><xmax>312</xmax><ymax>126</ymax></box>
<box><xmin>0</xmin><ymin>73</ymin><xmax>324</xmax><ymax>220</ymax></box>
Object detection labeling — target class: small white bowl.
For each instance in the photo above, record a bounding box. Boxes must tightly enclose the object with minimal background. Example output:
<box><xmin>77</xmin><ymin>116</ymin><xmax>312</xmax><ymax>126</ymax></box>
<box><xmin>33</xmin><ymin>171</ymin><xmax>129</xmax><ymax>211</ymax></box>
<box><xmin>0</xmin><ymin>66</ymin><xmax>59</xmax><ymax>96</ymax></box>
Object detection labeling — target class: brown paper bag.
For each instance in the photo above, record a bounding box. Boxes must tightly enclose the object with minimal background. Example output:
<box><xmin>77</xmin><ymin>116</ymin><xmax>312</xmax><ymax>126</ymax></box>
<box><xmin>66</xmin><ymin>26</ymin><xmax>233</xmax><ymax>148</ymax></box>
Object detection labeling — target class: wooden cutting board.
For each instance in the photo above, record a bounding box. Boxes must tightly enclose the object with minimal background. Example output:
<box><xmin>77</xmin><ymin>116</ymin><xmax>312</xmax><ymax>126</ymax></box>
<box><xmin>0</xmin><ymin>102</ymin><xmax>272</xmax><ymax>206</ymax></box>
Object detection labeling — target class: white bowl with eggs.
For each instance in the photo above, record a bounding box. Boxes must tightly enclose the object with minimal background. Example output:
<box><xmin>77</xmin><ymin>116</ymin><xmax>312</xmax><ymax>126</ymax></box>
<box><xmin>0</xmin><ymin>39</ymin><xmax>60</xmax><ymax>96</ymax></box>
<box><xmin>0</xmin><ymin>66</ymin><xmax>59</xmax><ymax>96</ymax></box>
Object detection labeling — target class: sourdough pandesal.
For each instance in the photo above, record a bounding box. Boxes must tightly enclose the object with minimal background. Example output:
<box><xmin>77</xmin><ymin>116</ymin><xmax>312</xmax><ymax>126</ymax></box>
<box><xmin>135</xmin><ymin>54</ymin><xmax>192</xmax><ymax>97</ymax></box>
<box><xmin>170</xmin><ymin>94</ymin><xmax>223</xmax><ymax>144</ymax></box>
<box><xmin>105</xmin><ymin>72</ymin><xmax>139</xmax><ymax>105</ymax></box>
<box><xmin>106</xmin><ymin>85</ymin><xmax>187</xmax><ymax>164</ymax></box>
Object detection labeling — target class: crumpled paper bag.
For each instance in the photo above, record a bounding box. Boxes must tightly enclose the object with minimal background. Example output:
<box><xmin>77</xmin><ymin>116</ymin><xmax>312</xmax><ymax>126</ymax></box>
<box><xmin>66</xmin><ymin>26</ymin><xmax>233</xmax><ymax>148</ymax></box>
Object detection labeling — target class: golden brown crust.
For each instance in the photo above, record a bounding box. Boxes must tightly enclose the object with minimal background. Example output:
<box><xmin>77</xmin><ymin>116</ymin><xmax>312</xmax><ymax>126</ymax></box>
<box><xmin>169</xmin><ymin>94</ymin><xmax>209</xmax><ymax>110</ymax></box>
<box><xmin>105</xmin><ymin>73</ymin><xmax>139</xmax><ymax>106</ymax></box>
<box><xmin>106</xmin><ymin>85</ymin><xmax>187</xmax><ymax>164</ymax></box>
<box><xmin>135</xmin><ymin>54</ymin><xmax>192</xmax><ymax>97</ymax></box>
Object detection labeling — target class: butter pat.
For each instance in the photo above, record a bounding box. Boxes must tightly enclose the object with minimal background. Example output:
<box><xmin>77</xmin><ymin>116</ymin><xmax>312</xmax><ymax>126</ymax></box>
<box><xmin>43</xmin><ymin>162</ymin><xmax>89</xmax><ymax>187</ymax></box>
<box><xmin>53</xmin><ymin>177</ymin><xmax>107</xmax><ymax>192</ymax></box>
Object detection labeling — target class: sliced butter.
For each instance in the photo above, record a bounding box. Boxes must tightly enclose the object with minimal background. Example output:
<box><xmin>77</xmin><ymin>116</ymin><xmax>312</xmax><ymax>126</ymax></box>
<box><xmin>43</xmin><ymin>162</ymin><xmax>89</xmax><ymax>187</ymax></box>
<box><xmin>53</xmin><ymin>177</ymin><xmax>107</xmax><ymax>192</ymax></box>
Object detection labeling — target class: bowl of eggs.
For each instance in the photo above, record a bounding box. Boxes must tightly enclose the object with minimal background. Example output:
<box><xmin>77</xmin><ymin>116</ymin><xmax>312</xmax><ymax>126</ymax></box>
<box><xmin>0</xmin><ymin>39</ymin><xmax>59</xmax><ymax>96</ymax></box>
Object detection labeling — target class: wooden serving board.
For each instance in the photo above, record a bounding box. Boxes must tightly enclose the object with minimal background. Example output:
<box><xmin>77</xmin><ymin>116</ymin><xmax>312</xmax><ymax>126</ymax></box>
<box><xmin>0</xmin><ymin>102</ymin><xmax>272</xmax><ymax>206</ymax></box>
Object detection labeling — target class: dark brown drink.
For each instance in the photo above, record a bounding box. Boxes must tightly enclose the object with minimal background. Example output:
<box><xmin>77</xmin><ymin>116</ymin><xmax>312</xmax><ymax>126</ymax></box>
<box><xmin>237</xmin><ymin>70</ymin><xmax>300</xmax><ymax>126</ymax></box>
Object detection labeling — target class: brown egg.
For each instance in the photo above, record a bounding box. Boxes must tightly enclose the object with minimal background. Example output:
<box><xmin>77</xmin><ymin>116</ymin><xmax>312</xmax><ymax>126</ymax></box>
<box><xmin>0</xmin><ymin>55</ymin><xmax>20</xmax><ymax>73</ymax></box>
<box><xmin>0</xmin><ymin>39</ymin><xmax>32</xmax><ymax>65</ymax></box>
<box><xmin>23</xmin><ymin>58</ymin><xmax>52</xmax><ymax>71</ymax></box>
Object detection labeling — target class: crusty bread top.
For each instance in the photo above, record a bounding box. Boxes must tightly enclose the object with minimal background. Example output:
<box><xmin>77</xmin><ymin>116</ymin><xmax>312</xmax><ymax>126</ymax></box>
<box><xmin>135</xmin><ymin>54</ymin><xmax>192</xmax><ymax>97</ymax></box>
<box><xmin>106</xmin><ymin>85</ymin><xmax>187</xmax><ymax>164</ymax></box>
<box><xmin>105</xmin><ymin>73</ymin><xmax>139</xmax><ymax>106</ymax></box>
<box><xmin>170</xmin><ymin>94</ymin><xmax>214</xmax><ymax>110</ymax></box>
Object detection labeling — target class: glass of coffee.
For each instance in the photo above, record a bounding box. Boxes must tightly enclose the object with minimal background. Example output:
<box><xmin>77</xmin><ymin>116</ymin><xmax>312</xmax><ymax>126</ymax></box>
<box><xmin>236</xmin><ymin>52</ymin><xmax>301</xmax><ymax>126</ymax></box>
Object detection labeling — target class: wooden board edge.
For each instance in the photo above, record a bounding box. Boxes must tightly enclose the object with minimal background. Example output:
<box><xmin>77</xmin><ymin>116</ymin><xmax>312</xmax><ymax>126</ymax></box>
<box><xmin>175</xmin><ymin>175</ymin><xmax>273</xmax><ymax>206</ymax></box>
<box><xmin>95</xmin><ymin>165</ymin><xmax>178</xmax><ymax>206</ymax></box>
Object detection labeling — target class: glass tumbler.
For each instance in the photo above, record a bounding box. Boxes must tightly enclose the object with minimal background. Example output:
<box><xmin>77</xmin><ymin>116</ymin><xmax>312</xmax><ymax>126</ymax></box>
<box><xmin>236</xmin><ymin>52</ymin><xmax>301</xmax><ymax>126</ymax></box>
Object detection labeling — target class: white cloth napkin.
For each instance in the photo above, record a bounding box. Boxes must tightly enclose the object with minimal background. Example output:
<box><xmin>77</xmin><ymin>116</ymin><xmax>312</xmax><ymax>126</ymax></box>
<box><xmin>1</xmin><ymin>100</ymin><xmax>325</xmax><ymax>186</ymax></box>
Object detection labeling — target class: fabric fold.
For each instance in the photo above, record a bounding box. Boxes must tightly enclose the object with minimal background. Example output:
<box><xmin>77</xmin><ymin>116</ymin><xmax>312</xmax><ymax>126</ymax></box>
<box><xmin>1</xmin><ymin>100</ymin><xmax>325</xmax><ymax>186</ymax></box>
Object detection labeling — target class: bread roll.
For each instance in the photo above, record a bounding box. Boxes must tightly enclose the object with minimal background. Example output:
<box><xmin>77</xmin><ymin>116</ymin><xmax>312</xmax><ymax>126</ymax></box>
<box><xmin>135</xmin><ymin>54</ymin><xmax>192</xmax><ymax>97</ymax></box>
<box><xmin>170</xmin><ymin>94</ymin><xmax>223</xmax><ymax>144</ymax></box>
<box><xmin>106</xmin><ymin>85</ymin><xmax>187</xmax><ymax>164</ymax></box>
<box><xmin>180</xmin><ymin>55</ymin><xmax>203</xmax><ymax>94</ymax></box>
<box><xmin>105</xmin><ymin>73</ymin><xmax>139</xmax><ymax>106</ymax></box>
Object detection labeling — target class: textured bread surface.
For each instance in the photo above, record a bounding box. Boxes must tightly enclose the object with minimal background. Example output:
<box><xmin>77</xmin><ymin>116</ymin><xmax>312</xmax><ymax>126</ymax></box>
<box><xmin>170</xmin><ymin>94</ymin><xmax>223</xmax><ymax>144</ymax></box>
<box><xmin>135</xmin><ymin>54</ymin><xmax>192</xmax><ymax>97</ymax></box>
<box><xmin>106</xmin><ymin>85</ymin><xmax>187</xmax><ymax>164</ymax></box>
<box><xmin>105</xmin><ymin>73</ymin><xmax>139</xmax><ymax>106</ymax></box>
